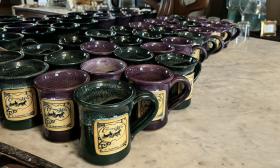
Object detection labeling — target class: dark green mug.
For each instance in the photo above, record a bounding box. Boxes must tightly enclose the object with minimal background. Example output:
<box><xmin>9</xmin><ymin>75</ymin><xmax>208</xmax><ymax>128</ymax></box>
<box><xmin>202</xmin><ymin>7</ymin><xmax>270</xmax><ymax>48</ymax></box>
<box><xmin>74</xmin><ymin>80</ymin><xmax>158</xmax><ymax>165</ymax></box>
<box><xmin>0</xmin><ymin>59</ymin><xmax>49</xmax><ymax>130</ymax></box>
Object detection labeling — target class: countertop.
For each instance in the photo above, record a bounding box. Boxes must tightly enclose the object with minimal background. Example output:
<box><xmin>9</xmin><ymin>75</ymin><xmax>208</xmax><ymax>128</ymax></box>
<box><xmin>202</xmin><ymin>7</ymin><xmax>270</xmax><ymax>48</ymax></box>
<box><xmin>1</xmin><ymin>38</ymin><xmax>280</xmax><ymax>168</ymax></box>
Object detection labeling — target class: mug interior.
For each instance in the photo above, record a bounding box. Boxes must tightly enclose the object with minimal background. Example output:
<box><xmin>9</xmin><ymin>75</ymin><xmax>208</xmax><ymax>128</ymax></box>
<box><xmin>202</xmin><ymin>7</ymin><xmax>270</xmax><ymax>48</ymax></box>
<box><xmin>81</xmin><ymin>57</ymin><xmax>126</xmax><ymax>75</ymax></box>
<box><xmin>34</xmin><ymin>69</ymin><xmax>89</xmax><ymax>91</ymax></box>
<box><xmin>126</xmin><ymin>64</ymin><xmax>173</xmax><ymax>82</ymax></box>
<box><xmin>0</xmin><ymin>59</ymin><xmax>48</xmax><ymax>78</ymax></box>
<box><xmin>75</xmin><ymin>80</ymin><xmax>133</xmax><ymax>106</ymax></box>
<box><xmin>46</xmin><ymin>50</ymin><xmax>89</xmax><ymax>65</ymax></box>
<box><xmin>0</xmin><ymin>51</ymin><xmax>23</xmax><ymax>64</ymax></box>
<box><xmin>0</xmin><ymin>33</ymin><xmax>22</xmax><ymax>41</ymax></box>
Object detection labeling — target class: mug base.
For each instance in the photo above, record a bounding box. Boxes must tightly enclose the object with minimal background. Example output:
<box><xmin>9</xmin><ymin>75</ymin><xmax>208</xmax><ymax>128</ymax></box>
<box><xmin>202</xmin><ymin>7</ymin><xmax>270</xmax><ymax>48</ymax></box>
<box><xmin>1</xmin><ymin>117</ymin><xmax>41</xmax><ymax>130</ymax></box>
<box><xmin>144</xmin><ymin>117</ymin><xmax>168</xmax><ymax>131</ymax></box>
<box><xmin>174</xmin><ymin>99</ymin><xmax>191</xmax><ymax>110</ymax></box>
<box><xmin>81</xmin><ymin>146</ymin><xmax>130</xmax><ymax>165</ymax></box>
<box><xmin>42</xmin><ymin>128</ymin><xmax>79</xmax><ymax>143</ymax></box>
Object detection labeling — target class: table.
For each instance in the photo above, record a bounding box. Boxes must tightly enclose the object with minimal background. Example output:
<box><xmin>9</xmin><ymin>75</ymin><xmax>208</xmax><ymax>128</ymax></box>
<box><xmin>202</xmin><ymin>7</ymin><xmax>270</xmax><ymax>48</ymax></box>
<box><xmin>1</xmin><ymin>38</ymin><xmax>280</xmax><ymax>168</ymax></box>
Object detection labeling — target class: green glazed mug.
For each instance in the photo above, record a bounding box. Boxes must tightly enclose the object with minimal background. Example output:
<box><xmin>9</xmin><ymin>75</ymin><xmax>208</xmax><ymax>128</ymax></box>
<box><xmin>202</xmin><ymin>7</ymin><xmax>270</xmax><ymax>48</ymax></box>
<box><xmin>74</xmin><ymin>80</ymin><xmax>158</xmax><ymax>165</ymax></box>
<box><xmin>0</xmin><ymin>59</ymin><xmax>49</xmax><ymax>130</ymax></box>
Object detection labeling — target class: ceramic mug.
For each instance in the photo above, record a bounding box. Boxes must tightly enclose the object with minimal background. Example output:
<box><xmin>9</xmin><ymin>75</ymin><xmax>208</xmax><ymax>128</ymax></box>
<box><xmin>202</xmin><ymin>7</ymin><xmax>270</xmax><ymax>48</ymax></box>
<box><xmin>0</xmin><ymin>32</ymin><xmax>24</xmax><ymax>51</ymax></box>
<box><xmin>34</xmin><ymin>69</ymin><xmax>90</xmax><ymax>142</ymax></box>
<box><xmin>125</xmin><ymin>64</ymin><xmax>191</xmax><ymax>130</ymax></box>
<box><xmin>155</xmin><ymin>53</ymin><xmax>201</xmax><ymax>109</ymax></box>
<box><xmin>187</xmin><ymin>27</ymin><xmax>225</xmax><ymax>54</ymax></box>
<box><xmin>162</xmin><ymin>36</ymin><xmax>208</xmax><ymax>62</ymax></box>
<box><xmin>74</xmin><ymin>80</ymin><xmax>158</xmax><ymax>165</ymax></box>
<box><xmin>176</xmin><ymin>31</ymin><xmax>221</xmax><ymax>56</ymax></box>
<box><xmin>0</xmin><ymin>59</ymin><xmax>49</xmax><ymax>130</ymax></box>
<box><xmin>0</xmin><ymin>51</ymin><xmax>24</xmax><ymax>65</ymax></box>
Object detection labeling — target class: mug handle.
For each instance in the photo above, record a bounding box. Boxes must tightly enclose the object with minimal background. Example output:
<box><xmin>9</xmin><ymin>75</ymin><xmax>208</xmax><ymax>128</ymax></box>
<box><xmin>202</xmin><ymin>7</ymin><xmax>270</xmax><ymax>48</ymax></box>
<box><xmin>192</xmin><ymin>45</ymin><xmax>208</xmax><ymax>63</ymax></box>
<box><xmin>230</xmin><ymin>27</ymin><xmax>241</xmax><ymax>41</ymax></box>
<box><xmin>194</xmin><ymin>62</ymin><xmax>202</xmax><ymax>82</ymax></box>
<box><xmin>22</xmin><ymin>38</ymin><xmax>38</xmax><ymax>46</ymax></box>
<box><xmin>168</xmin><ymin>74</ymin><xmax>191</xmax><ymax>110</ymax></box>
<box><xmin>204</xmin><ymin>39</ymin><xmax>217</xmax><ymax>55</ymax></box>
<box><xmin>208</xmin><ymin>35</ymin><xmax>225</xmax><ymax>54</ymax></box>
<box><xmin>130</xmin><ymin>90</ymin><xmax>158</xmax><ymax>137</ymax></box>
<box><xmin>222</xmin><ymin>31</ymin><xmax>232</xmax><ymax>44</ymax></box>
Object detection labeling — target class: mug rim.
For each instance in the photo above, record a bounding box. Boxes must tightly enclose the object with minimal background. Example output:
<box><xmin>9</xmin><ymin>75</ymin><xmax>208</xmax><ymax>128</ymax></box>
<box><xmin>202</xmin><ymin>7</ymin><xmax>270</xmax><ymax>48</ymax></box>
<box><xmin>44</xmin><ymin>50</ymin><xmax>90</xmax><ymax>66</ymax></box>
<box><xmin>125</xmin><ymin>64</ymin><xmax>174</xmax><ymax>84</ymax></box>
<box><xmin>80</xmin><ymin>40</ymin><xmax>117</xmax><ymax>55</ymax></box>
<box><xmin>0</xmin><ymin>32</ymin><xmax>24</xmax><ymax>41</ymax></box>
<box><xmin>34</xmin><ymin>69</ymin><xmax>90</xmax><ymax>92</ymax></box>
<box><xmin>140</xmin><ymin>42</ymin><xmax>175</xmax><ymax>54</ymax></box>
<box><xmin>74</xmin><ymin>80</ymin><xmax>136</xmax><ymax>109</ymax></box>
<box><xmin>155</xmin><ymin>53</ymin><xmax>198</xmax><ymax>69</ymax></box>
<box><xmin>85</xmin><ymin>29</ymin><xmax>117</xmax><ymax>37</ymax></box>
<box><xmin>162</xmin><ymin>36</ymin><xmax>193</xmax><ymax>47</ymax></box>
<box><xmin>0</xmin><ymin>51</ymin><xmax>24</xmax><ymax>64</ymax></box>
<box><xmin>80</xmin><ymin>57</ymin><xmax>127</xmax><ymax>75</ymax></box>
<box><xmin>22</xmin><ymin>43</ymin><xmax>63</xmax><ymax>56</ymax></box>
<box><xmin>0</xmin><ymin>59</ymin><xmax>49</xmax><ymax>80</ymax></box>
<box><xmin>114</xmin><ymin>46</ymin><xmax>154</xmax><ymax>62</ymax></box>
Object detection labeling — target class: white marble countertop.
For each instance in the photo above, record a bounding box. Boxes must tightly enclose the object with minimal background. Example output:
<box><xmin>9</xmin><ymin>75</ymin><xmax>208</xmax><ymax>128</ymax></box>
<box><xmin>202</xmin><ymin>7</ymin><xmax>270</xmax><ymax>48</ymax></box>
<box><xmin>1</xmin><ymin>38</ymin><xmax>280</xmax><ymax>168</ymax></box>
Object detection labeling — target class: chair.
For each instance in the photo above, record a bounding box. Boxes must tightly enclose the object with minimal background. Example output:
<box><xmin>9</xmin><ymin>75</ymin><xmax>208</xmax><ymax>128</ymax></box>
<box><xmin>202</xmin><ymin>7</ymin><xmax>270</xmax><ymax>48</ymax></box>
<box><xmin>145</xmin><ymin>0</ymin><xmax>209</xmax><ymax>16</ymax></box>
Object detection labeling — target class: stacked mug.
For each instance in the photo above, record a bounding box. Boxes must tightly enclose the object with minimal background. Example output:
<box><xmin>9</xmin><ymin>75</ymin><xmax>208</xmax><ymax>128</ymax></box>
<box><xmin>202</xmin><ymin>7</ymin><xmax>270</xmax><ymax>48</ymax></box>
<box><xmin>0</xmin><ymin>12</ymin><xmax>240</xmax><ymax>165</ymax></box>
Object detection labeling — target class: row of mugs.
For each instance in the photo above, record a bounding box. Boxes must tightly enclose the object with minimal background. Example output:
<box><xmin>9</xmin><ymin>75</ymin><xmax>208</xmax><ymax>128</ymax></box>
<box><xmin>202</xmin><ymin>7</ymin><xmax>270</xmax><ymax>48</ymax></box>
<box><xmin>0</xmin><ymin>14</ymin><xmax>239</xmax><ymax>54</ymax></box>
<box><xmin>0</xmin><ymin>58</ymin><xmax>193</xmax><ymax>165</ymax></box>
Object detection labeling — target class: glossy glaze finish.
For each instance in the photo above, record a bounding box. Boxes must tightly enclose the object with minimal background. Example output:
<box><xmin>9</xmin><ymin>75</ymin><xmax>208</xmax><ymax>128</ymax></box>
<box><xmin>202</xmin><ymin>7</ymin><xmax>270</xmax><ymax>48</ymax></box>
<box><xmin>36</xmin><ymin>19</ymin><xmax>59</xmax><ymax>26</ymax></box>
<box><xmin>110</xmin><ymin>36</ymin><xmax>142</xmax><ymax>46</ymax></box>
<box><xmin>135</xmin><ymin>30</ymin><xmax>163</xmax><ymax>42</ymax></box>
<box><xmin>155</xmin><ymin>53</ymin><xmax>198</xmax><ymax>75</ymax></box>
<box><xmin>81</xmin><ymin>57</ymin><xmax>127</xmax><ymax>80</ymax></box>
<box><xmin>72</xmin><ymin>18</ymin><xmax>98</xmax><ymax>33</ymax></box>
<box><xmin>162</xmin><ymin>36</ymin><xmax>193</xmax><ymax>55</ymax></box>
<box><xmin>22</xmin><ymin>43</ymin><xmax>63</xmax><ymax>60</ymax></box>
<box><xmin>140</xmin><ymin>42</ymin><xmax>175</xmax><ymax>55</ymax></box>
<box><xmin>0</xmin><ymin>59</ymin><xmax>49</xmax><ymax>130</ymax></box>
<box><xmin>125</xmin><ymin>64</ymin><xmax>191</xmax><ymax>130</ymax></box>
<box><xmin>129</xmin><ymin>22</ymin><xmax>152</xmax><ymax>30</ymax></box>
<box><xmin>3</xmin><ymin>23</ymin><xmax>35</xmax><ymax>33</ymax></box>
<box><xmin>74</xmin><ymin>80</ymin><xmax>158</xmax><ymax>165</ymax></box>
<box><xmin>51</xmin><ymin>22</ymin><xmax>80</xmax><ymax>38</ymax></box>
<box><xmin>45</xmin><ymin>50</ymin><xmax>90</xmax><ymax>69</ymax></box>
<box><xmin>80</xmin><ymin>41</ymin><xmax>117</xmax><ymax>56</ymax></box>
<box><xmin>93</xmin><ymin>13</ymin><xmax>116</xmax><ymax>29</ymax></box>
<box><xmin>0</xmin><ymin>51</ymin><xmax>24</xmax><ymax>65</ymax></box>
<box><xmin>22</xmin><ymin>26</ymin><xmax>56</xmax><ymax>43</ymax></box>
<box><xmin>0</xmin><ymin>16</ymin><xmax>22</xmax><ymax>27</ymax></box>
<box><xmin>85</xmin><ymin>29</ymin><xmax>116</xmax><ymax>40</ymax></box>
<box><xmin>34</xmin><ymin>69</ymin><xmax>90</xmax><ymax>142</ymax></box>
<box><xmin>58</xmin><ymin>35</ymin><xmax>94</xmax><ymax>50</ymax></box>
<box><xmin>110</xmin><ymin>26</ymin><xmax>133</xmax><ymax>36</ymax></box>
<box><xmin>0</xmin><ymin>33</ymin><xmax>24</xmax><ymax>51</ymax></box>
<box><xmin>114</xmin><ymin>46</ymin><xmax>154</xmax><ymax>65</ymax></box>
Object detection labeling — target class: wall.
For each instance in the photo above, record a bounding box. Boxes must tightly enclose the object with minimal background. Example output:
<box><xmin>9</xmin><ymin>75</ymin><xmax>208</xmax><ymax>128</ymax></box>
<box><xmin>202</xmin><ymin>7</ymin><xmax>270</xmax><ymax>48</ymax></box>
<box><xmin>267</xmin><ymin>0</ymin><xmax>280</xmax><ymax>25</ymax></box>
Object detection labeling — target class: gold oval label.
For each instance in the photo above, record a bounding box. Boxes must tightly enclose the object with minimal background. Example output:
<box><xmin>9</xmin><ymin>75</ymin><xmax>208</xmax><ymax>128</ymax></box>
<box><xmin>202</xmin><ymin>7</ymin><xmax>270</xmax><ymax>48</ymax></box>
<box><xmin>41</xmin><ymin>99</ymin><xmax>75</xmax><ymax>131</ymax></box>
<box><xmin>2</xmin><ymin>88</ymin><xmax>37</xmax><ymax>121</ymax></box>
<box><xmin>192</xmin><ymin>48</ymin><xmax>201</xmax><ymax>61</ymax></box>
<box><xmin>93</xmin><ymin>114</ymin><xmax>129</xmax><ymax>155</ymax></box>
